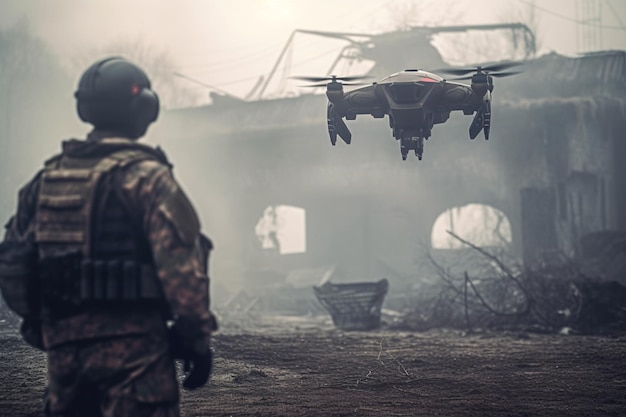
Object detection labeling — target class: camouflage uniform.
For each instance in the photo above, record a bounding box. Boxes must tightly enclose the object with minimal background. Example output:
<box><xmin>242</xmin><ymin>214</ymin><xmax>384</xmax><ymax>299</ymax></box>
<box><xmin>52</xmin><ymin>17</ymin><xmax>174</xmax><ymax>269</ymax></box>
<box><xmin>4</xmin><ymin>131</ymin><xmax>216</xmax><ymax>417</ymax></box>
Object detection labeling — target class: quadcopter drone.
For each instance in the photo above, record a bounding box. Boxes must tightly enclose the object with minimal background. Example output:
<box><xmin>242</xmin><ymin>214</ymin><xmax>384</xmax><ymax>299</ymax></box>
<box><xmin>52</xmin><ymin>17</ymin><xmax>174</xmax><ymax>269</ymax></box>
<box><xmin>293</xmin><ymin>62</ymin><xmax>521</xmax><ymax>160</ymax></box>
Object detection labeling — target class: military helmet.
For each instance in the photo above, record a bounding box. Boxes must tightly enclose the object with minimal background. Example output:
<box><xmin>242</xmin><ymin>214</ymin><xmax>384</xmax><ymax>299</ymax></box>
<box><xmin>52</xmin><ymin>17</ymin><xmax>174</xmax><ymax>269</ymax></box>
<box><xmin>74</xmin><ymin>56</ymin><xmax>159</xmax><ymax>139</ymax></box>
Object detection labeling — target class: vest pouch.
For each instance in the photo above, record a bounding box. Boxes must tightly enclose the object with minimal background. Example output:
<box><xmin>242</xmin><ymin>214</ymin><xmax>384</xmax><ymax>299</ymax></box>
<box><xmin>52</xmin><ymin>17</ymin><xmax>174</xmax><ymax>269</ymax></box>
<box><xmin>80</xmin><ymin>259</ymin><xmax>94</xmax><ymax>300</ymax></box>
<box><xmin>61</xmin><ymin>253</ymin><xmax>81</xmax><ymax>301</ymax></box>
<box><xmin>39</xmin><ymin>251</ymin><xmax>83</xmax><ymax>318</ymax></box>
<box><xmin>0</xmin><ymin>239</ymin><xmax>39</xmax><ymax>318</ymax></box>
<box><xmin>122</xmin><ymin>260</ymin><xmax>140</xmax><ymax>300</ymax></box>
<box><xmin>106</xmin><ymin>260</ymin><xmax>123</xmax><ymax>300</ymax></box>
<box><xmin>93</xmin><ymin>260</ymin><xmax>107</xmax><ymax>300</ymax></box>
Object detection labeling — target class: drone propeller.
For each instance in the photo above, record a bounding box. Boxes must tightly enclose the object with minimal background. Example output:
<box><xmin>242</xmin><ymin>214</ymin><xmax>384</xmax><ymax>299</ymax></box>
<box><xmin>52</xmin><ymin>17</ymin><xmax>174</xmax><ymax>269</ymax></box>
<box><xmin>433</xmin><ymin>61</ymin><xmax>523</xmax><ymax>76</ymax></box>
<box><xmin>298</xmin><ymin>81</ymin><xmax>370</xmax><ymax>88</ymax></box>
<box><xmin>447</xmin><ymin>70</ymin><xmax>522</xmax><ymax>81</ymax></box>
<box><xmin>290</xmin><ymin>74</ymin><xmax>372</xmax><ymax>83</ymax></box>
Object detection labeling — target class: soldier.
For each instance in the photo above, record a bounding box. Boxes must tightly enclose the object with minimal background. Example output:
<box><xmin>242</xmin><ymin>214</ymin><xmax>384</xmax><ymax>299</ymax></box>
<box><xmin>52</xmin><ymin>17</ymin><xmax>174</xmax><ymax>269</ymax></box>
<box><xmin>0</xmin><ymin>56</ymin><xmax>217</xmax><ymax>417</ymax></box>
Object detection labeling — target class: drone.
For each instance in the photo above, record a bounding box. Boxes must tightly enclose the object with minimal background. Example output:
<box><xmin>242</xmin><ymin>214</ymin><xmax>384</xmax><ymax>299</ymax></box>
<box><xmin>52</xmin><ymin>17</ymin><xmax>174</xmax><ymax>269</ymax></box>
<box><xmin>292</xmin><ymin>62</ymin><xmax>522</xmax><ymax>160</ymax></box>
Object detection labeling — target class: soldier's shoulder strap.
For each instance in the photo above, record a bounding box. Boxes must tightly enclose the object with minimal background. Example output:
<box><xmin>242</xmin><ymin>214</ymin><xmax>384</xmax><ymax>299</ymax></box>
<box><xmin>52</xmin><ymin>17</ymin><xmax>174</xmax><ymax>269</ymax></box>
<box><xmin>96</xmin><ymin>139</ymin><xmax>172</xmax><ymax>170</ymax></box>
<box><xmin>43</xmin><ymin>153</ymin><xmax>62</xmax><ymax>170</ymax></box>
<box><xmin>48</xmin><ymin>138</ymin><xmax>172</xmax><ymax>171</ymax></box>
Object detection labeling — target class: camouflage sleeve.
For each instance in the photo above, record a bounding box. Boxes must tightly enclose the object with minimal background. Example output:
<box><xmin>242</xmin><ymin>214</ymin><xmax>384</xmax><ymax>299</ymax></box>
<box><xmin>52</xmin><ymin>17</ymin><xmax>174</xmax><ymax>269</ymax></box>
<box><xmin>3</xmin><ymin>171</ymin><xmax>42</xmax><ymax>242</ymax></box>
<box><xmin>2</xmin><ymin>172</ymin><xmax>46</xmax><ymax>350</ymax></box>
<box><xmin>121</xmin><ymin>160</ymin><xmax>216</xmax><ymax>341</ymax></box>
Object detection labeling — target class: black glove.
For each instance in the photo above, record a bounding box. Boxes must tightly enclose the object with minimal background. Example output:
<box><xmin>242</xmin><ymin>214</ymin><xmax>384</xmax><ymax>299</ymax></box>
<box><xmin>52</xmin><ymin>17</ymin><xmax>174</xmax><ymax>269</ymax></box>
<box><xmin>168</xmin><ymin>317</ymin><xmax>213</xmax><ymax>390</ymax></box>
<box><xmin>20</xmin><ymin>318</ymin><xmax>45</xmax><ymax>351</ymax></box>
<box><xmin>182</xmin><ymin>348</ymin><xmax>212</xmax><ymax>390</ymax></box>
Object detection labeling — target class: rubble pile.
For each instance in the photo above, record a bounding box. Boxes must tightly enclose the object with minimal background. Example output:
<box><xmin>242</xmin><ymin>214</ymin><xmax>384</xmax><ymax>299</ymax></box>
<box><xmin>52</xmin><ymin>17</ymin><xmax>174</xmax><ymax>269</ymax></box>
<box><xmin>391</xmin><ymin>236</ymin><xmax>626</xmax><ymax>335</ymax></box>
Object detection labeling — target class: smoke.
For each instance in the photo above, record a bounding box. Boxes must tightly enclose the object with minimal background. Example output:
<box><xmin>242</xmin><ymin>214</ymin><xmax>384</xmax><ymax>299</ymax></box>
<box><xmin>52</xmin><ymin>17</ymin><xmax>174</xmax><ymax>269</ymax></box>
<box><xmin>0</xmin><ymin>21</ymin><xmax>83</xmax><ymax>222</ymax></box>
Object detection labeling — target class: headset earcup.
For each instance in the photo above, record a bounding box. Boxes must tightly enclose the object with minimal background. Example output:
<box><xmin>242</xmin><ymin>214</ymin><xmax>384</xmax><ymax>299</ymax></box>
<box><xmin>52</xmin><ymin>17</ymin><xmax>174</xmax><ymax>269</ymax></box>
<box><xmin>129</xmin><ymin>89</ymin><xmax>159</xmax><ymax>138</ymax></box>
<box><xmin>76</xmin><ymin>99</ymin><xmax>88</xmax><ymax>123</ymax></box>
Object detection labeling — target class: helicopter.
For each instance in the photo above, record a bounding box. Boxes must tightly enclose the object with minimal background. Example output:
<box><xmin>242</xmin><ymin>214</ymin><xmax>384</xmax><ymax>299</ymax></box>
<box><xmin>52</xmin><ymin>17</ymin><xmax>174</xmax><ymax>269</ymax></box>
<box><xmin>292</xmin><ymin>62</ymin><xmax>522</xmax><ymax>160</ymax></box>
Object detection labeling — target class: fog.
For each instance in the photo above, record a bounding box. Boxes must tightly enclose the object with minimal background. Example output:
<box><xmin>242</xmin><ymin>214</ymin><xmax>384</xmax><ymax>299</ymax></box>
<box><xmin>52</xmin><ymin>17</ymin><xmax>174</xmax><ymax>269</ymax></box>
<box><xmin>2</xmin><ymin>0</ymin><xmax>626</xmax><ymax>100</ymax></box>
<box><xmin>1</xmin><ymin>0</ymin><xmax>626</xmax><ymax>306</ymax></box>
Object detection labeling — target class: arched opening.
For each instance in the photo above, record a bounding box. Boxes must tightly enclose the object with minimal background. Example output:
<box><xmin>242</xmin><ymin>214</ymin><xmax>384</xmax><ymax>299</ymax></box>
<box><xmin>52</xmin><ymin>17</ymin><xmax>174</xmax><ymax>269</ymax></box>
<box><xmin>431</xmin><ymin>203</ymin><xmax>512</xmax><ymax>249</ymax></box>
<box><xmin>255</xmin><ymin>205</ymin><xmax>306</xmax><ymax>254</ymax></box>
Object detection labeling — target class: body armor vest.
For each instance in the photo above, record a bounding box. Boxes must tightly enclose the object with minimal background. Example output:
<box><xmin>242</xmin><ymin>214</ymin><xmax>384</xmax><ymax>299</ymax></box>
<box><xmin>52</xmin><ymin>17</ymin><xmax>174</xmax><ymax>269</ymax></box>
<box><xmin>34</xmin><ymin>139</ymin><xmax>169</xmax><ymax>312</ymax></box>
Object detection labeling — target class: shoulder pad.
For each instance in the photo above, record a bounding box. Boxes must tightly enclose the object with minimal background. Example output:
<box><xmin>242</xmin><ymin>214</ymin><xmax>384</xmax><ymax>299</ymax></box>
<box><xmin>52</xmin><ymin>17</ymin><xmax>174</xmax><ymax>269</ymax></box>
<box><xmin>61</xmin><ymin>138</ymin><xmax>172</xmax><ymax>167</ymax></box>
<box><xmin>43</xmin><ymin>154</ymin><xmax>62</xmax><ymax>169</ymax></box>
<box><xmin>114</xmin><ymin>141</ymin><xmax>171</xmax><ymax>167</ymax></box>
<box><xmin>154</xmin><ymin>146</ymin><xmax>171</xmax><ymax>167</ymax></box>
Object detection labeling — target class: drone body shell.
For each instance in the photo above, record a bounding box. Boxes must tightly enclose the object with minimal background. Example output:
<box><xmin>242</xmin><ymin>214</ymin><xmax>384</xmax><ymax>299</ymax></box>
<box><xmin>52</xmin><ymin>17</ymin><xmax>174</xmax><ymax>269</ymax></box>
<box><xmin>324</xmin><ymin>69</ymin><xmax>491</xmax><ymax>159</ymax></box>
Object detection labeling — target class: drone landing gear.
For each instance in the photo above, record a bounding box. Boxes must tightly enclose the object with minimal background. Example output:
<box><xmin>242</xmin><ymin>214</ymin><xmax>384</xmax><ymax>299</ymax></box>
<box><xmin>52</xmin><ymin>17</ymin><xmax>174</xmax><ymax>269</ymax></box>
<box><xmin>400</xmin><ymin>136</ymin><xmax>426</xmax><ymax>161</ymax></box>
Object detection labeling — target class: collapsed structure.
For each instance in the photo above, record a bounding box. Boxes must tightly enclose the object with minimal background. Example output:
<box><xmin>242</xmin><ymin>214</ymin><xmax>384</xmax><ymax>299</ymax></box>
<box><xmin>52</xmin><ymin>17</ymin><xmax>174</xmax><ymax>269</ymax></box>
<box><xmin>150</xmin><ymin>25</ymin><xmax>626</xmax><ymax>327</ymax></box>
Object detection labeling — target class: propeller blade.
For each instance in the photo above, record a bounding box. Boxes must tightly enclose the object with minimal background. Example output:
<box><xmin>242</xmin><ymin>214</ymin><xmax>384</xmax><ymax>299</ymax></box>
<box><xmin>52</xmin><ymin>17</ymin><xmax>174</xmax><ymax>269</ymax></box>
<box><xmin>298</xmin><ymin>81</ymin><xmax>370</xmax><ymax>88</ymax></box>
<box><xmin>434</xmin><ymin>61</ymin><xmax>523</xmax><ymax>76</ymax></box>
<box><xmin>336</xmin><ymin>75</ymin><xmax>373</xmax><ymax>82</ymax></box>
<box><xmin>432</xmin><ymin>68</ymin><xmax>475</xmax><ymax>76</ymax></box>
<box><xmin>290</xmin><ymin>74</ymin><xmax>372</xmax><ymax>82</ymax></box>
<box><xmin>490</xmin><ymin>70</ymin><xmax>523</xmax><ymax>78</ymax></box>
<box><xmin>482</xmin><ymin>61</ymin><xmax>522</xmax><ymax>72</ymax></box>
<box><xmin>291</xmin><ymin>76</ymin><xmax>330</xmax><ymax>82</ymax></box>
<box><xmin>447</xmin><ymin>70</ymin><xmax>522</xmax><ymax>81</ymax></box>
<box><xmin>297</xmin><ymin>82</ymin><xmax>329</xmax><ymax>88</ymax></box>
<box><xmin>447</xmin><ymin>75</ymin><xmax>474</xmax><ymax>81</ymax></box>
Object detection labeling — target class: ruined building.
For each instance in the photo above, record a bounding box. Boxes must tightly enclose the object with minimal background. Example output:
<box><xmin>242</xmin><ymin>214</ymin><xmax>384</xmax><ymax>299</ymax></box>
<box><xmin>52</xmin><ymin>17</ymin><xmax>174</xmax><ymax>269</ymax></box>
<box><xmin>150</xmin><ymin>25</ymin><xmax>626</xmax><ymax>300</ymax></box>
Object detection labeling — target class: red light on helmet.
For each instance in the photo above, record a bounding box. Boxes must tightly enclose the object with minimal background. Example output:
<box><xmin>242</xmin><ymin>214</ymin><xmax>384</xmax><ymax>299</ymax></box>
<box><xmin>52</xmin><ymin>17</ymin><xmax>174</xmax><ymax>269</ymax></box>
<box><xmin>131</xmin><ymin>85</ymin><xmax>140</xmax><ymax>95</ymax></box>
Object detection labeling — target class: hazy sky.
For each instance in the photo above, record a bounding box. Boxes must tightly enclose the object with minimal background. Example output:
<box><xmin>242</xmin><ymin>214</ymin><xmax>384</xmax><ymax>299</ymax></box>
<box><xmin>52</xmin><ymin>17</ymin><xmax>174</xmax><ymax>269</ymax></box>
<box><xmin>1</xmin><ymin>0</ymin><xmax>626</xmax><ymax>99</ymax></box>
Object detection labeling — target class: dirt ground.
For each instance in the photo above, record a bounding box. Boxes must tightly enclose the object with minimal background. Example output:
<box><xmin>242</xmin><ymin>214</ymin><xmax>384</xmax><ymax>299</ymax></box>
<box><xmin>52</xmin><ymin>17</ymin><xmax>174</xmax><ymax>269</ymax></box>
<box><xmin>1</xmin><ymin>314</ymin><xmax>625</xmax><ymax>417</ymax></box>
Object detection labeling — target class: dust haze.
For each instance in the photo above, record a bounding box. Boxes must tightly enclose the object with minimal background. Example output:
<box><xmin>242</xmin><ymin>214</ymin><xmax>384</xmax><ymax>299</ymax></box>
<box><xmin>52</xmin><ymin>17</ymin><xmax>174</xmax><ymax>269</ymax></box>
<box><xmin>2</xmin><ymin>1</ymin><xmax>625</xmax><ymax>300</ymax></box>
<box><xmin>2</xmin><ymin>2</ymin><xmax>626</xmax><ymax>416</ymax></box>
<box><xmin>1</xmin><ymin>1</ymin><xmax>626</xmax><ymax>302</ymax></box>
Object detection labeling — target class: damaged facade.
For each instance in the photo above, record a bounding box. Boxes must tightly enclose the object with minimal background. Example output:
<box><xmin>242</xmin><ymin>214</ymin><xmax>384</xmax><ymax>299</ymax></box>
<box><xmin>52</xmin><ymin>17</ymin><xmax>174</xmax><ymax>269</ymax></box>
<box><xmin>149</xmin><ymin>27</ymin><xmax>626</xmax><ymax>309</ymax></box>
<box><xmin>499</xmin><ymin>52</ymin><xmax>626</xmax><ymax>273</ymax></box>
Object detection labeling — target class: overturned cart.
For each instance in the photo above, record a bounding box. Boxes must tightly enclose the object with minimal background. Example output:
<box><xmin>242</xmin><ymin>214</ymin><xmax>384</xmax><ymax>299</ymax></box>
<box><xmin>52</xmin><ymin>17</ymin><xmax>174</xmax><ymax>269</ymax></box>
<box><xmin>313</xmin><ymin>279</ymin><xmax>389</xmax><ymax>330</ymax></box>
